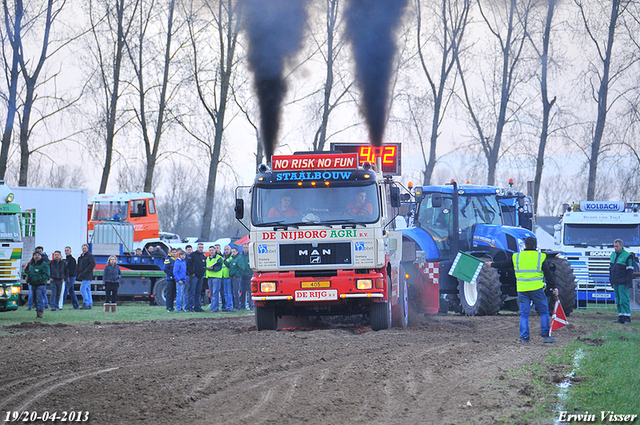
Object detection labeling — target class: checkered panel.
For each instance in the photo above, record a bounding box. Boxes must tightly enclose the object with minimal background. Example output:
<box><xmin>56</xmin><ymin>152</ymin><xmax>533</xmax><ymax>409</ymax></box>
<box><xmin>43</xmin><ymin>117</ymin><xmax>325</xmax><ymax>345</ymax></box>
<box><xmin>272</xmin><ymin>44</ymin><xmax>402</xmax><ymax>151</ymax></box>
<box><xmin>421</xmin><ymin>262</ymin><xmax>439</xmax><ymax>285</ymax></box>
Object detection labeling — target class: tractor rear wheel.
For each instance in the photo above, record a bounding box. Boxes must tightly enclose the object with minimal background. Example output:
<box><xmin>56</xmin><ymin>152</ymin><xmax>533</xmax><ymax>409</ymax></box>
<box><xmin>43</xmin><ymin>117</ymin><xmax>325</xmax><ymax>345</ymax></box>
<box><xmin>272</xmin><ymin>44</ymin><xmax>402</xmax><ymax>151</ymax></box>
<box><xmin>458</xmin><ymin>264</ymin><xmax>501</xmax><ymax>316</ymax></box>
<box><xmin>547</xmin><ymin>257</ymin><xmax>577</xmax><ymax>316</ymax></box>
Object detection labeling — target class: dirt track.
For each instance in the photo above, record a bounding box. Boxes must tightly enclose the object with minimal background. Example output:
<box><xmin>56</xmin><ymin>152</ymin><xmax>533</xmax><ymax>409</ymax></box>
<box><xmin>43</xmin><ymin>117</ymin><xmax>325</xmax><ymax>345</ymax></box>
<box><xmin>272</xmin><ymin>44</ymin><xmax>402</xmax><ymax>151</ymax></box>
<box><xmin>0</xmin><ymin>311</ymin><xmax>590</xmax><ymax>425</ymax></box>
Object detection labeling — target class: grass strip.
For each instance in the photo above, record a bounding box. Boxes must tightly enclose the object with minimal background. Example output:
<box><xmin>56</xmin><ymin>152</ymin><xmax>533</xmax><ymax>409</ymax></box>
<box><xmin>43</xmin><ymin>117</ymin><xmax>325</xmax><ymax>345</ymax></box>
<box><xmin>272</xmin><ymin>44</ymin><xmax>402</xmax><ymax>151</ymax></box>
<box><xmin>0</xmin><ymin>302</ymin><xmax>254</xmax><ymax>327</ymax></box>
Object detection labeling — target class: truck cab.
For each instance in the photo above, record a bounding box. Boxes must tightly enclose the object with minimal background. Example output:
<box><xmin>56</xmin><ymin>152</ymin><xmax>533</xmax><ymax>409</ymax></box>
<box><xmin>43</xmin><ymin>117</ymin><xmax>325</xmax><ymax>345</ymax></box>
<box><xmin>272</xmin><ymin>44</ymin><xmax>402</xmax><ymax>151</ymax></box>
<box><xmin>0</xmin><ymin>181</ymin><xmax>22</xmax><ymax>311</ymax></box>
<box><xmin>238</xmin><ymin>152</ymin><xmax>406</xmax><ymax>330</ymax></box>
<box><xmin>556</xmin><ymin>201</ymin><xmax>640</xmax><ymax>306</ymax></box>
<box><xmin>88</xmin><ymin>193</ymin><xmax>159</xmax><ymax>242</ymax></box>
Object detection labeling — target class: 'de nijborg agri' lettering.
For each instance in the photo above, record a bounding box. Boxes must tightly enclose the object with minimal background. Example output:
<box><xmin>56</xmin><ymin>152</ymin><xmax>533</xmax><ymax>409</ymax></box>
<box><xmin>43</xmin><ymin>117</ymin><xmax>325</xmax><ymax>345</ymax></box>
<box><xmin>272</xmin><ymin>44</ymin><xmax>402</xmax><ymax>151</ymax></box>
<box><xmin>261</xmin><ymin>229</ymin><xmax>359</xmax><ymax>241</ymax></box>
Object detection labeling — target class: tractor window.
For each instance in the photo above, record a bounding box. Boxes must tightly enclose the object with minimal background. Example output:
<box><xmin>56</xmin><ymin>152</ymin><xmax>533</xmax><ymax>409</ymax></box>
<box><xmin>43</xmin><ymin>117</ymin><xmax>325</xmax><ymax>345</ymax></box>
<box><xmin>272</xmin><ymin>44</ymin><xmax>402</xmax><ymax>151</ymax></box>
<box><xmin>415</xmin><ymin>193</ymin><xmax>454</xmax><ymax>259</ymax></box>
<box><xmin>148</xmin><ymin>199</ymin><xmax>156</xmax><ymax>214</ymax></box>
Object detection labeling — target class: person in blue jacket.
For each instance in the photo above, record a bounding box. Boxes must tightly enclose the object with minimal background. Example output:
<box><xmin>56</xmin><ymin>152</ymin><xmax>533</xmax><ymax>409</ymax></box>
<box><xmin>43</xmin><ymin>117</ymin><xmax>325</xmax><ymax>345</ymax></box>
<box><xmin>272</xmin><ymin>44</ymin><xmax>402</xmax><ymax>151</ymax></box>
<box><xmin>173</xmin><ymin>250</ymin><xmax>188</xmax><ymax>312</ymax></box>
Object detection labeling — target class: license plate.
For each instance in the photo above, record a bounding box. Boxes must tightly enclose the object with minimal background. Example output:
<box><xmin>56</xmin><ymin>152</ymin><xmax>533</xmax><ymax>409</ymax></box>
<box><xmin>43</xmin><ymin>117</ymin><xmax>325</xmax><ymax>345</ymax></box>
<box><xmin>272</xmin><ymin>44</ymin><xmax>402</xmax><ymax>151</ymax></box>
<box><xmin>294</xmin><ymin>289</ymin><xmax>338</xmax><ymax>301</ymax></box>
<box><xmin>592</xmin><ymin>293</ymin><xmax>612</xmax><ymax>299</ymax></box>
<box><xmin>301</xmin><ymin>281</ymin><xmax>330</xmax><ymax>288</ymax></box>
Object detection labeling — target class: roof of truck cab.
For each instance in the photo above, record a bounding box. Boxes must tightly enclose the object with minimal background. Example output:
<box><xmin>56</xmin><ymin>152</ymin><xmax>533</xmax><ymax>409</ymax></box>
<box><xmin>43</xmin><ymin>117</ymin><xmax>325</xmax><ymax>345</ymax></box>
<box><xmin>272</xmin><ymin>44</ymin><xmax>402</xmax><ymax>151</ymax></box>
<box><xmin>89</xmin><ymin>192</ymin><xmax>155</xmax><ymax>203</ymax></box>
<box><xmin>421</xmin><ymin>184</ymin><xmax>501</xmax><ymax>195</ymax></box>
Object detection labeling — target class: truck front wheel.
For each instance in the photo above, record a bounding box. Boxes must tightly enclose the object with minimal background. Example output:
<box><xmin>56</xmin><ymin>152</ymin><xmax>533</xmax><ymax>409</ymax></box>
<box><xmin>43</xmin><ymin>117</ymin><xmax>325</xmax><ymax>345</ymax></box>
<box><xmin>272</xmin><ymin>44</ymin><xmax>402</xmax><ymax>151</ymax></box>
<box><xmin>457</xmin><ymin>264</ymin><xmax>501</xmax><ymax>316</ymax></box>
<box><xmin>153</xmin><ymin>279</ymin><xmax>167</xmax><ymax>307</ymax></box>
<box><xmin>370</xmin><ymin>300</ymin><xmax>392</xmax><ymax>330</ymax></box>
<box><xmin>255</xmin><ymin>306</ymin><xmax>277</xmax><ymax>330</ymax></box>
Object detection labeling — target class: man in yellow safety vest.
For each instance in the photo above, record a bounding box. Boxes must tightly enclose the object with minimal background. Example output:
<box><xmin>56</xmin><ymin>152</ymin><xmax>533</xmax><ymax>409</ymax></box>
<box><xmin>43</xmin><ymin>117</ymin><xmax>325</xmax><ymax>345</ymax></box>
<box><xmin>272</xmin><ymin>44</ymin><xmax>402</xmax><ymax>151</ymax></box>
<box><xmin>487</xmin><ymin>237</ymin><xmax>559</xmax><ymax>344</ymax></box>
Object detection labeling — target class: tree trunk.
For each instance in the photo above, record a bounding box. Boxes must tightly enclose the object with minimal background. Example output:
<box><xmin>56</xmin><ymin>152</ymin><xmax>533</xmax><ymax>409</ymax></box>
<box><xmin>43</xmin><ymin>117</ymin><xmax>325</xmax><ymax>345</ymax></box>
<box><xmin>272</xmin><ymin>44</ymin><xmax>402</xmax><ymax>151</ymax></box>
<box><xmin>585</xmin><ymin>0</ymin><xmax>619</xmax><ymax>201</ymax></box>
<box><xmin>532</xmin><ymin>0</ymin><xmax>556</xmax><ymax>215</ymax></box>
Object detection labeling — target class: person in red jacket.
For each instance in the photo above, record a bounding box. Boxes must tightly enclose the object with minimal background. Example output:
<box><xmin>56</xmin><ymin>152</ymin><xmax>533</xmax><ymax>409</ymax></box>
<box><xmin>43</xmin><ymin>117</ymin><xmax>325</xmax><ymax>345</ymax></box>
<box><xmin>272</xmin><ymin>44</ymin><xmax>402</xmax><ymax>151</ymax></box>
<box><xmin>268</xmin><ymin>194</ymin><xmax>298</xmax><ymax>217</ymax></box>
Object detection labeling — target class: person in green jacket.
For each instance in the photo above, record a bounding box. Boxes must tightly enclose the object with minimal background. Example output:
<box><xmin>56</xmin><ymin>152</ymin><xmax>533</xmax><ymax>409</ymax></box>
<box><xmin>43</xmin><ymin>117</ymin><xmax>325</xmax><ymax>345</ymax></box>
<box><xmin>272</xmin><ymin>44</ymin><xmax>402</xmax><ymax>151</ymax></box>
<box><xmin>238</xmin><ymin>242</ymin><xmax>253</xmax><ymax>310</ymax></box>
<box><xmin>610</xmin><ymin>238</ymin><xmax>634</xmax><ymax>324</ymax></box>
<box><xmin>27</xmin><ymin>251</ymin><xmax>50</xmax><ymax>319</ymax></box>
<box><xmin>205</xmin><ymin>245</ymin><xmax>223</xmax><ymax>312</ymax></box>
<box><xmin>221</xmin><ymin>245</ymin><xmax>234</xmax><ymax>311</ymax></box>
<box><xmin>228</xmin><ymin>247</ymin><xmax>242</xmax><ymax>310</ymax></box>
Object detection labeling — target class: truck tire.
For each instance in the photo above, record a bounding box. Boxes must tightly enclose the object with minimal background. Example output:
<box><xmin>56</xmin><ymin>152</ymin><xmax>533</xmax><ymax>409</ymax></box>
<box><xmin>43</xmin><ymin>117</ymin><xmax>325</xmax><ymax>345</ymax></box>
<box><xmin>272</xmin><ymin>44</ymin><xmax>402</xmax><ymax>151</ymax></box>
<box><xmin>370</xmin><ymin>300</ymin><xmax>392</xmax><ymax>330</ymax></box>
<box><xmin>547</xmin><ymin>257</ymin><xmax>577</xmax><ymax>316</ymax></box>
<box><xmin>255</xmin><ymin>306</ymin><xmax>277</xmax><ymax>330</ymax></box>
<box><xmin>392</xmin><ymin>266</ymin><xmax>409</xmax><ymax>328</ymax></box>
<box><xmin>153</xmin><ymin>279</ymin><xmax>167</xmax><ymax>307</ymax></box>
<box><xmin>458</xmin><ymin>264</ymin><xmax>501</xmax><ymax>316</ymax></box>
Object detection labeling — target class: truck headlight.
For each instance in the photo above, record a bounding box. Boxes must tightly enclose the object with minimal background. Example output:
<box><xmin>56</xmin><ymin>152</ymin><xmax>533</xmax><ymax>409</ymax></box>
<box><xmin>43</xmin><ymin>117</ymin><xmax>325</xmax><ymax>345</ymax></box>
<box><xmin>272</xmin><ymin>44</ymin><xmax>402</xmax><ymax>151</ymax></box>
<box><xmin>0</xmin><ymin>288</ymin><xmax>4</xmax><ymax>296</ymax></box>
<box><xmin>260</xmin><ymin>282</ymin><xmax>277</xmax><ymax>293</ymax></box>
<box><xmin>356</xmin><ymin>279</ymin><xmax>373</xmax><ymax>290</ymax></box>
<box><xmin>11</xmin><ymin>286</ymin><xmax>20</xmax><ymax>294</ymax></box>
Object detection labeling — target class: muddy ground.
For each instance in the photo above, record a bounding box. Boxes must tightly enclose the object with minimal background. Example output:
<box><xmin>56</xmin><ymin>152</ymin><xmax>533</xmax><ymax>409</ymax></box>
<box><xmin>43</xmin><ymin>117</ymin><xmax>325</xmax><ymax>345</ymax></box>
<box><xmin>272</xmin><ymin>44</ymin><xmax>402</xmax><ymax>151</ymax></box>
<box><xmin>0</xmin><ymin>310</ymin><xmax>597</xmax><ymax>425</ymax></box>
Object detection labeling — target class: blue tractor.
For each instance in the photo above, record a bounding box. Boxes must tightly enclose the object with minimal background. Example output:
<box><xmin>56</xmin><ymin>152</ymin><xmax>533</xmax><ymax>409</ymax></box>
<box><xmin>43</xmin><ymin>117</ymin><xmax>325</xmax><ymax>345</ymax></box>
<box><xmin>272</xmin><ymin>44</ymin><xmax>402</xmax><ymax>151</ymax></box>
<box><xmin>400</xmin><ymin>182</ymin><xmax>576</xmax><ymax>316</ymax></box>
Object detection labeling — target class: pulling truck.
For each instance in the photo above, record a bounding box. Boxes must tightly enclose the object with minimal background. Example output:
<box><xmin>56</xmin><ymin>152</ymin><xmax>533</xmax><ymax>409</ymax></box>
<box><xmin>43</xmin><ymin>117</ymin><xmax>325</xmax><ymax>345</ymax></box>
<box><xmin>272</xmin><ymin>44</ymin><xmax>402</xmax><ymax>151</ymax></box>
<box><xmin>400</xmin><ymin>182</ymin><xmax>576</xmax><ymax>317</ymax></box>
<box><xmin>235</xmin><ymin>150</ymin><xmax>413</xmax><ymax>331</ymax></box>
<box><xmin>555</xmin><ymin>201</ymin><xmax>640</xmax><ymax>306</ymax></box>
<box><xmin>0</xmin><ymin>182</ymin><xmax>22</xmax><ymax>311</ymax></box>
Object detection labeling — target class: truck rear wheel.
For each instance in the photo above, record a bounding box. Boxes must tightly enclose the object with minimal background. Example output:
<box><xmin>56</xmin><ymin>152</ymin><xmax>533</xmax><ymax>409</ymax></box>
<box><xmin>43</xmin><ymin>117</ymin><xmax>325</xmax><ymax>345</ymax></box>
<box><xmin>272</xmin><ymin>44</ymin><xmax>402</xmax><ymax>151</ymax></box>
<box><xmin>255</xmin><ymin>306</ymin><xmax>277</xmax><ymax>330</ymax></box>
<box><xmin>370</xmin><ymin>300</ymin><xmax>392</xmax><ymax>330</ymax></box>
<box><xmin>392</xmin><ymin>265</ymin><xmax>409</xmax><ymax>328</ymax></box>
<box><xmin>153</xmin><ymin>279</ymin><xmax>167</xmax><ymax>307</ymax></box>
<box><xmin>458</xmin><ymin>264</ymin><xmax>501</xmax><ymax>316</ymax></box>
<box><xmin>547</xmin><ymin>257</ymin><xmax>577</xmax><ymax>316</ymax></box>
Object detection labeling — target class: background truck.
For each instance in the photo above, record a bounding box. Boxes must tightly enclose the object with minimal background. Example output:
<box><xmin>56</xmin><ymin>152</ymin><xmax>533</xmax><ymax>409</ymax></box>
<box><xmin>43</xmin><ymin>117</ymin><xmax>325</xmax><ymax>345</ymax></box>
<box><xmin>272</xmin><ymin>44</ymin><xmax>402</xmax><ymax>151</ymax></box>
<box><xmin>0</xmin><ymin>181</ymin><xmax>23</xmax><ymax>311</ymax></box>
<box><xmin>400</xmin><ymin>182</ymin><xmax>577</xmax><ymax>317</ymax></box>
<box><xmin>14</xmin><ymin>187</ymin><xmax>168</xmax><ymax>306</ymax></box>
<box><xmin>554</xmin><ymin>201</ymin><xmax>640</xmax><ymax>306</ymax></box>
<box><xmin>236</xmin><ymin>149</ymin><xmax>413</xmax><ymax>331</ymax></box>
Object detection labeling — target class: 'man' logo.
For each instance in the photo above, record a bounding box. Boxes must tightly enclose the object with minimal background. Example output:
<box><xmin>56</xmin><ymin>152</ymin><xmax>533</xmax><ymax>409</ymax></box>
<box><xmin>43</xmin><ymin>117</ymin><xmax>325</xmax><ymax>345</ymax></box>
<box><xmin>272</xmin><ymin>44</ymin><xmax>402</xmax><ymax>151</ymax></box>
<box><xmin>298</xmin><ymin>249</ymin><xmax>331</xmax><ymax>256</ymax></box>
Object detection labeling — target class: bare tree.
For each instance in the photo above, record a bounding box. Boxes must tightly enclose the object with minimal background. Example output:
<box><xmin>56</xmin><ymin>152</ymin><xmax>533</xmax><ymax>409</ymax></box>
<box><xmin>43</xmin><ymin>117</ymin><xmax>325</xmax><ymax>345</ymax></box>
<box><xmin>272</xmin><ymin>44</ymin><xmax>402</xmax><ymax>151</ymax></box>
<box><xmin>414</xmin><ymin>0</ymin><xmax>471</xmax><ymax>185</ymax></box>
<box><xmin>308</xmin><ymin>0</ymin><xmax>353</xmax><ymax>151</ymax></box>
<box><xmin>89</xmin><ymin>0</ymin><xmax>139</xmax><ymax>193</ymax></box>
<box><xmin>456</xmin><ymin>0</ymin><xmax>532</xmax><ymax>185</ymax></box>
<box><xmin>127</xmin><ymin>0</ymin><xmax>181</xmax><ymax>192</ymax></box>
<box><xmin>183</xmin><ymin>0</ymin><xmax>241</xmax><ymax>239</ymax></box>
<box><xmin>0</xmin><ymin>0</ymin><xmax>23</xmax><ymax>180</ymax></box>
<box><xmin>576</xmin><ymin>0</ymin><xmax>630</xmax><ymax>200</ymax></box>
<box><xmin>526</xmin><ymin>0</ymin><xmax>557</xmax><ymax>214</ymax></box>
<box><xmin>156</xmin><ymin>163</ymin><xmax>202</xmax><ymax>236</ymax></box>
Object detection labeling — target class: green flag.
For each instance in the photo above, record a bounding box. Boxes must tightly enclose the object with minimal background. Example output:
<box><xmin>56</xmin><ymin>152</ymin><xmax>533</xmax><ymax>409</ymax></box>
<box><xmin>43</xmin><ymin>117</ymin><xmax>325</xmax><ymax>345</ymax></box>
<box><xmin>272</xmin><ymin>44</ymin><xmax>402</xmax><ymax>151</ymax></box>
<box><xmin>448</xmin><ymin>251</ymin><xmax>484</xmax><ymax>284</ymax></box>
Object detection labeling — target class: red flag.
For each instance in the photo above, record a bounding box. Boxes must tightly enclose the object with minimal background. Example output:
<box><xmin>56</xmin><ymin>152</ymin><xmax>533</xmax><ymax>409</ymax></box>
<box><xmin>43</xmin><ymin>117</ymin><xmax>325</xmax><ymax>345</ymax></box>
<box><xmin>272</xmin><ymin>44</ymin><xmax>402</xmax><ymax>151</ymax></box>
<box><xmin>550</xmin><ymin>300</ymin><xmax>569</xmax><ymax>336</ymax></box>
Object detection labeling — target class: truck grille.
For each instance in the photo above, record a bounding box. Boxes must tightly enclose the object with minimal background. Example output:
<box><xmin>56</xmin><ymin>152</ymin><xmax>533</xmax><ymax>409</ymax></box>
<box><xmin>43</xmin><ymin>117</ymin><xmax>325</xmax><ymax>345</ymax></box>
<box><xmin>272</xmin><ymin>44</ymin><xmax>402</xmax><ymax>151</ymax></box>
<box><xmin>280</xmin><ymin>242</ymin><xmax>352</xmax><ymax>267</ymax></box>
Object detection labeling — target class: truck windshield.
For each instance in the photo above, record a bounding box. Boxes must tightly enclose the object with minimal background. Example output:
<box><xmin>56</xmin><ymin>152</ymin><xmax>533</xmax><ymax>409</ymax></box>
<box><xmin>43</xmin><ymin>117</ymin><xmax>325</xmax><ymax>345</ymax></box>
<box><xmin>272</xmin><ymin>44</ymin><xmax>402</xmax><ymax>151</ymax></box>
<box><xmin>91</xmin><ymin>201</ymin><xmax>129</xmax><ymax>221</ymax></box>
<box><xmin>252</xmin><ymin>184</ymin><xmax>380</xmax><ymax>226</ymax></box>
<box><xmin>564</xmin><ymin>224</ymin><xmax>640</xmax><ymax>247</ymax></box>
<box><xmin>0</xmin><ymin>214</ymin><xmax>22</xmax><ymax>242</ymax></box>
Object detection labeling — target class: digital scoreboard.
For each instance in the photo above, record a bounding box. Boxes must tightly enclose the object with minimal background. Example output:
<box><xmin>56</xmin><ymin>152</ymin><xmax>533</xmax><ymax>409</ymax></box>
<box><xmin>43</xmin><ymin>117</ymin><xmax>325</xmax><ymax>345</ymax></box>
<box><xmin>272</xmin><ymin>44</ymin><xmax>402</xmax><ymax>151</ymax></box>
<box><xmin>329</xmin><ymin>143</ymin><xmax>401</xmax><ymax>176</ymax></box>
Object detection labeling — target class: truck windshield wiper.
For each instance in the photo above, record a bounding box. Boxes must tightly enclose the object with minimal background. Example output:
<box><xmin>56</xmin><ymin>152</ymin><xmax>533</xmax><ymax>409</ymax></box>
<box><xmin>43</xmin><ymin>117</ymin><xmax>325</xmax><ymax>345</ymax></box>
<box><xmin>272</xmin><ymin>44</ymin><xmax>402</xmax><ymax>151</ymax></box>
<box><xmin>258</xmin><ymin>220</ymin><xmax>299</xmax><ymax>230</ymax></box>
<box><xmin>321</xmin><ymin>219</ymin><xmax>367</xmax><ymax>228</ymax></box>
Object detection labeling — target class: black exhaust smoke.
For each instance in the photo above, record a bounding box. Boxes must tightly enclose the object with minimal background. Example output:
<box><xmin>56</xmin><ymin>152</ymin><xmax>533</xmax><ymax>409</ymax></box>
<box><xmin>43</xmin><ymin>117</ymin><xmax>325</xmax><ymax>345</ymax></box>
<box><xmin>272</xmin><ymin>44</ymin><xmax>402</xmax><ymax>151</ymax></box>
<box><xmin>344</xmin><ymin>0</ymin><xmax>408</xmax><ymax>147</ymax></box>
<box><xmin>240</xmin><ymin>0</ymin><xmax>309</xmax><ymax>163</ymax></box>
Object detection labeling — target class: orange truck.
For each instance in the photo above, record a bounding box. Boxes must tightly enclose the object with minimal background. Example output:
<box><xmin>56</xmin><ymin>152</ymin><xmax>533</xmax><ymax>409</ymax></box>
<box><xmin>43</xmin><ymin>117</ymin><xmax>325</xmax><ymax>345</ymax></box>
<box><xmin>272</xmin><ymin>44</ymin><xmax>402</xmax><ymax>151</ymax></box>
<box><xmin>88</xmin><ymin>192</ymin><xmax>160</xmax><ymax>243</ymax></box>
<box><xmin>235</xmin><ymin>148</ymin><xmax>412</xmax><ymax>330</ymax></box>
